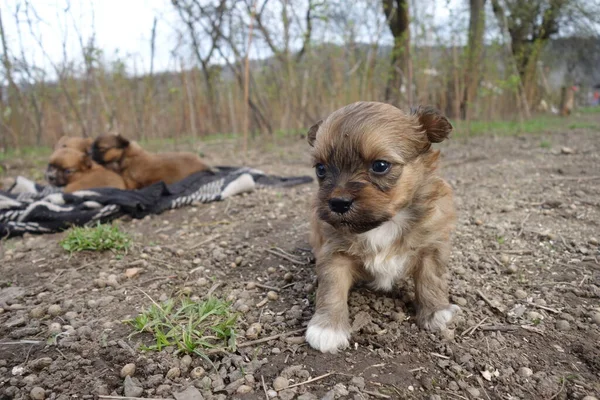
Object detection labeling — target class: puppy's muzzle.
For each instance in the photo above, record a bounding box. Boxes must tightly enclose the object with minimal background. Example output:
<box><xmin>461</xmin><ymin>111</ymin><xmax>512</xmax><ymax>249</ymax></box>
<box><xmin>45</xmin><ymin>166</ymin><xmax>57</xmax><ymax>186</ymax></box>
<box><xmin>328</xmin><ymin>197</ymin><xmax>353</xmax><ymax>214</ymax></box>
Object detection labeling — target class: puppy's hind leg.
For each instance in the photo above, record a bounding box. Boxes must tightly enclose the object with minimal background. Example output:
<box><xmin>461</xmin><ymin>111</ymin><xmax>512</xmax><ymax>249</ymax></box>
<box><xmin>412</xmin><ymin>250</ymin><xmax>460</xmax><ymax>331</ymax></box>
<box><xmin>306</xmin><ymin>254</ymin><xmax>358</xmax><ymax>354</ymax></box>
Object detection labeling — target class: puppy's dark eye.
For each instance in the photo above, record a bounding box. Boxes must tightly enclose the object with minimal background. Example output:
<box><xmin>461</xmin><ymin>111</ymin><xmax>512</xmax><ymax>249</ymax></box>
<box><xmin>65</xmin><ymin>169</ymin><xmax>75</xmax><ymax>175</ymax></box>
<box><xmin>371</xmin><ymin>160</ymin><xmax>391</xmax><ymax>175</ymax></box>
<box><xmin>315</xmin><ymin>163</ymin><xmax>327</xmax><ymax>178</ymax></box>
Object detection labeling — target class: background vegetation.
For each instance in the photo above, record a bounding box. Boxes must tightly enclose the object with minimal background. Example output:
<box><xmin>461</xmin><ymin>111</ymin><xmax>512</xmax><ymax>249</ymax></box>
<box><xmin>0</xmin><ymin>0</ymin><xmax>599</xmax><ymax>151</ymax></box>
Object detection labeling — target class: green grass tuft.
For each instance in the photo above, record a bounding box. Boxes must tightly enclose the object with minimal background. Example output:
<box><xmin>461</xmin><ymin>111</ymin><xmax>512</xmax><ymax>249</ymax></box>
<box><xmin>60</xmin><ymin>223</ymin><xmax>131</xmax><ymax>253</ymax></box>
<box><xmin>126</xmin><ymin>296</ymin><xmax>238</xmax><ymax>359</ymax></box>
<box><xmin>540</xmin><ymin>140</ymin><xmax>552</xmax><ymax>148</ymax></box>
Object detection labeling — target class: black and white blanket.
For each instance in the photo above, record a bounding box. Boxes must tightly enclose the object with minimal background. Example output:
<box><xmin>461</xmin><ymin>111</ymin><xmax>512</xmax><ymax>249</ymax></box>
<box><xmin>0</xmin><ymin>167</ymin><xmax>313</xmax><ymax>238</ymax></box>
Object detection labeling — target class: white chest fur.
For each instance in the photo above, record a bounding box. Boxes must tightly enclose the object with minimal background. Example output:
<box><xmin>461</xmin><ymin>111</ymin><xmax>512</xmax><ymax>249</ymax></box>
<box><xmin>358</xmin><ymin>209</ymin><xmax>412</xmax><ymax>291</ymax></box>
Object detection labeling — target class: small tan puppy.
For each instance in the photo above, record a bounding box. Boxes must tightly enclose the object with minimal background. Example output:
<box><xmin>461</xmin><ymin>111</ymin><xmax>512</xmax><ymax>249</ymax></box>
<box><xmin>305</xmin><ymin>101</ymin><xmax>458</xmax><ymax>353</ymax></box>
<box><xmin>46</xmin><ymin>148</ymin><xmax>126</xmax><ymax>193</ymax></box>
<box><xmin>54</xmin><ymin>136</ymin><xmax>94</xmax><ymax>153</ymax></box>
<box><xmin>91</xmin><ymin>134</ymin><xmax>211</xmax><ymax>190</ymax></box>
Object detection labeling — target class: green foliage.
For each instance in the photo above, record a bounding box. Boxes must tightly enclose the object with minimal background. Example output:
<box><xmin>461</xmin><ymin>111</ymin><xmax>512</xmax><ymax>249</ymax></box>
<box><xmin>60</xmin><ymin>223</ymin><xmax>131</xmax><ymax>254</ymax></box>
<box><xmin>126</xmin><ymin>296</ymin><xmax>238</xmax><ymax>359</ymax></box>
<box><xmin>540</xmin><ymin>140</ymin><xmax>552</xmax><ymax>148</ymax></box>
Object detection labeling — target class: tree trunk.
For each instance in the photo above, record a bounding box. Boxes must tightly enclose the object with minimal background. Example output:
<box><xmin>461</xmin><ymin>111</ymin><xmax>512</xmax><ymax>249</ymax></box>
<box><xmin>462</xmin><ymin>0</ymin><xmax>486</xmax><ymax>121</ymax></box>
<box><xmin>382</xmin><ymin>0</ymin><xmax>409</xmax><ymax>106</ymax></box>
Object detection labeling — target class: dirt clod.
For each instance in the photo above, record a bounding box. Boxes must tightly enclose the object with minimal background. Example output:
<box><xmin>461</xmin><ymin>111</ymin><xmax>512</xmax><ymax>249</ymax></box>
<box><xmin>273</xmin><ymin>376</ymin><xmax>289</xmax><ymax>391</ymax></box>
<box><xmin>30</xmin><ymin>387</ymin><xmax>45</xmax><ymax>400</ymax></box>
<box><xmin>120</xmin><ymin>363</ymin><xmax>136</xmax><ymax>378</ymax></box>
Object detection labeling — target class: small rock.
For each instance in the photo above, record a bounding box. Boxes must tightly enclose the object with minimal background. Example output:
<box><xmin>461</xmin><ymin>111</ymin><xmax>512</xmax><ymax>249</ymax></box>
<box><xmin>30</xmin><ymin>387</ymin><xmax>45</xmax><ymax>400</ymax></box>
<box><xmin>246</xmin><ymin>282</ymin><xmax>257</xmax><ymax>290</ymax></box>
<box><xmin>47</xmin><ymin>304</ymin><xmax>62</xmax><ymax>316</ymax></box>
<box><xmin>245</xmin><ymin>323</ymin><xmax>262</xmax><ymax>340</ymax></box>
<box><xmin>448</xmin><ymin>381</ymin><xmax>459</xmax><ymax>391</ymax></box>
<box><xmin>193</xmin><ymin>258</ymin><xmax>202</xmax><ymax>265</ymax></box>
<box><xmin>236</xmin><ymin>385</ymin><xmax>253</xmax><ymax>394</ymax></box>
<box><xmin>123</xmin><ymin>376</ymin><xmax>143</xmax><ymax>397</ymax></box>
<box><xmin>267</xmin><ymin>291</ymin><xmax>279</xmax><ymax>301</ymax></box>
<box><xmin>454</xmin><ymin>297</ymin><xmax>467</xmax><ymax>307</ymax></box>
<box><xmin>527</xmin><ymin>311</ymin><xmax>542</xmax><ymax>321</ymax></box>
<box><xmin>190</xmin><ymin>366</ymin><xmax>205</xmax><ymax>379</ymax></box>
<box><xmin>267</xmin><ymin>390</ymin><xmax>277</xmax><ymax>398</ymax></box>
<box><xmin>350</xmin><ymin>376</ymin><xmax>365</xmax><ymax>390</ymax></box>
<box><xmin>173</xmin><ymin>386</ymin><xmax>204</xmax><ymax>400</ymax></box>
<box><xmin>589</xmin><ymin>237</ymin><xmax>598</xmax><ymax>246</ymax></box>
<box><xmin>561</xmin><ymin>147</ymin><xmax>575</xmax><ymax>154</ymax></box>
<box><xmin>273</xmin><ymin>376</ymin><xmax>289</xmax><ymax>391</ymax></box>
<box><xmin>297</xmin><ymin>394</ymin><xmax>318</xmax><ymax>400</ymax></box>
<box><xmin>467</xmin><ymin>387</ymin><xmax>480</xmax><ymax>398</ymax></box>
<box><xmin>30</xmin><ymin>307</ymin><xmax>45</xmax><ymax>319</ymax></box>
<box><xmin>480</xmin><ymin>370</ymin><xmax>492</xmax><ymax>381</ymax></box>
<box><xmin>333</xmin><ymin>383</ymin><xmax>349</xmax><ymax>396</ymax></box>
<box><xmin>279</xmin><ymin>389</ymin><xmax>297</xmax><ymax>400</ymax></box>
<box><xmin>197</xmin><ymin>277</ymin><xmax>209</xmax><ymax>287</ymax></box>
<box><xmin>518</xmin><ymin>367</ymin><xmax>533</xmax><ymax>378</ymax></box>
<box><xmin>30</xmin><ymin>358</ymin><xmax>52</xmax><ymax>371</ymax></box>
<box><xmin>180</xmin><ymin>354</ymin><xmax>192</xmax><ymax>370</ymax></box>
<box><xmin>507</xmin><ymin>264</ymin><xmax>518</xmax><ymax>274</ymax></box>
<box><xmin>556</xmin><ymin>320</ymin><xmax>570</xmax><ymax>331</ymax></box>
<box><xmin>48</xmin><ymin>322</ymin><xmax>62</xmax><ymax>334</ymax></box>
<box><xmin>235</xmin><ymin>256</ymin><xmax>243</xmax><ymax>265</ymax></box>
<box><xmin>591</xmin><ymin>313</ymin><xmax>600</xmax><ymax>325</ymax></box>
<box><xmin>125</xmin><ymin>268</ymin><xmax>141</xmax><ymax>279</ymax></box>
<box><xmin>500</xmin><ymin>254</ymin><xmax>510</xmax><ymax>265</ymax></box>
<box><xmin>514</xmin><ymin>289</ymin><xmax>527</xmax><ymax>299</ymax></box>
<box><xmin>283</xmin><ymin>272</ymin><xmax>293</xmax><ymax>282</ymax></box>
<box><xmin>391</xmin><ymin>311</ymin><xmax>406</xmax><ymax>322</ymax></box>
<box><xmin>582</xmin><ymin>396</ymin><xmax>598</xmax><ymax>400</ymax></box>
<box><xmin>352</xmin><ymin>311</ymin><xmax>372</xmax><ymax>332</ymax></box>
<box><xmin>440</xmin><ymin>328</ymin><xmax>455</xmax><ymax>341</ymax></box>
<box><xmin>120</xmin><ymin>363</ymin><xmax>136</xmax><ymax>378</ymax></box>
<box><xmin>166</xmin><ymin>367</ymin><xmax>181</xmax><ymax>379</ymax></box>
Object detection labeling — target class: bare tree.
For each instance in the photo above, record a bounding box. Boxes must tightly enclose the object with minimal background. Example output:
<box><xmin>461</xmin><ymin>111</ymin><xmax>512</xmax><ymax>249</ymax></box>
<box><xmin>382</xmin><ymin>0</ymin><xmax>411</xmax><ymax>106</ymax></box>
<box><xmin>462</xmin><ymin>0</ymin><xmax>486</xmax><ymax>121</ymax></box>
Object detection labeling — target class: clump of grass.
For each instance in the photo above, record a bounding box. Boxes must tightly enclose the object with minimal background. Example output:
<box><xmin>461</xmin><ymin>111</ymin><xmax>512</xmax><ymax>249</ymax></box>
<box><xmin>60</xmin><ymin>223</ymin><xmax>131</xmax><ymax>253</ymax></box>
<box><xmin>126</xmin><ymin>296</ymin><xmax>238</xmax><ymax>359</ymax></box>
<box><xmin>540</xmin><ymin>140</ymin><xmax>552</xmax><ymax>148</ymax></box>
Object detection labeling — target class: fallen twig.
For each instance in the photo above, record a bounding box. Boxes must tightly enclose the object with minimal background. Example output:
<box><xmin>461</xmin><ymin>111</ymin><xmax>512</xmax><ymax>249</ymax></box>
<box><xmin>548</xmin><ymin>377</ymin><xmax>566</xmax><ymax>400</ymax></box>
<box><xmin>527</xmin><ymin>302</ymin><xmax>560</xmax><ymax>314</ymax></box>
<box><xmin>361</xmin><ymin>390</ymin><xmax>391</xmax><ymax>399</ymax></box>
<box><xmin>476</xmin><ymin>290</ymin><xmax>505</xmax><ymax>315</ymax></box>
<box><xmin>479</xmin><ymin>325</ymin><xmax>518</xmax><ymax>332</ymax></box>
<box><xmin>517</xmin><ymin>213</ymin><xmax>531</xmax><ymax>237</ymax></box>
<box><xmin>265</xmin><ymin>248</ymin><xmax>307</xmax><ymax>265</ymax></box>
<box><xmin>287</xmin><ymin>372</ymin><xmax>335</xmax><ymax>389</ymax></box>
<box><xmin>430</xmin><ymin>352</ymin><xmax>450</xmax><ymax>360</ymax></box>
<box><xmin>550</xmin><ymin>175</ymin><xmax>600</xmax><ymax>181</ymax></box>
<box><xmin>0</xmin><ymin>340</ymin><xmax>43</xmax><ymax>345</ymax></box>
<box><xmin>261</xmin><ymin>375</ymin><xmax>269</xmax><ymax>400</ymax></box>
<box><xmin>520</xmin><ymin>325</ymin><xmax>545</xmax><ymax>336</ymax></box>
<box><xmin>248</xmin><ymin>282</ymin><xmax>281</xmax><ymax>292</ymax></box>
<box><xmin>189</xmin><ymin>234</ymin><xmax>221</xmax><ymax>250</ymax></box>
<box><xmin>99</xmin><ymin>396</ymin><xmax>172</xmax><ymax>400</ymax></box>
<box><xmin>238</xmin><ymin>328</ymin><xmax>307</xmax><ymax>348</ymax></box>
<box><xmin>461</xmin><ymin>316</ymin><xmax>489</xmax><ymax>337</ymax></box>
<box><xmin>148</xmin><ymin>257</ymin><xmax>176</xmax><ymax>269</ymax></box>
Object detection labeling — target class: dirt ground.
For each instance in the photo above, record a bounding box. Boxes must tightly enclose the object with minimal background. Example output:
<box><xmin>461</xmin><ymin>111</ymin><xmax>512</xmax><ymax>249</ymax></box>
<box><xmin>1</xmin><ymin>117</ymin><xmax>599</xmax><ymax>400</ymax></box>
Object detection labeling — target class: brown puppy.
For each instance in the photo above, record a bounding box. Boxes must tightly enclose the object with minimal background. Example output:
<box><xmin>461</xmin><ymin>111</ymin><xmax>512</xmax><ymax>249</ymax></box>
<box><xmin>54</xmin><ymin>136</ymin><xmax>94</xmax><ymax>153</ymax></box>
<box><xmin>46</xmin><ymin>148</ymin><xmax>126</xmax><ymax>193</ymax></box>
<box><xmin>305</xmin><ymin>101</ymin><xmax>458</xmax><ymax>353</ymax></box>
<box><xmin>91</xmin><ymin>134</ymin><xmax>211</xmax><ymax>189</ymax></box>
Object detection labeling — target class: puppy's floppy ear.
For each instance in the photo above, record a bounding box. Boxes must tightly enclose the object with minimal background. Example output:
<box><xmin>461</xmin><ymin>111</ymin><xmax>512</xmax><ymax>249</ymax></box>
<box><xmin>411</xmin><ymin>106</ymin><xmax>453</xmax><ymax>143</ymax></box>
<box><xmin>307</xmin><ymin>120</ymin><xmax>323</xmax><ymax>147</ymax></box>
<box><xmin>115</xmin><ymin>134</ymin><xmax>130</xmax><ymax>148</ymax></box>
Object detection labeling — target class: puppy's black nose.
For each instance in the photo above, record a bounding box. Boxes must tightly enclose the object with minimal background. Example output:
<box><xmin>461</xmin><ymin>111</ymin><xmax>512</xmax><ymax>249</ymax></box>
<box><xmin>328</xmin><ymin>198</ymin><xmax>353</xmax><ymax>214</ymax></box>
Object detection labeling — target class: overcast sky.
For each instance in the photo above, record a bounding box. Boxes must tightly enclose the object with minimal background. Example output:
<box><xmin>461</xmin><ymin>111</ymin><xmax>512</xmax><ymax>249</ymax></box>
<box><xmin>1</xmin><ymin>0</ymin><xmax>463</xmax><ymax>77</ymax></box>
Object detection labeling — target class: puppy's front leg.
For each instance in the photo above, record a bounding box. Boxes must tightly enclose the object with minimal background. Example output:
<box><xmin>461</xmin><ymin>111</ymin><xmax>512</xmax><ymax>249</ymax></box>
<box><xmin>306</xmin><ymin>254</ymin><xmax>357</xmax><ymax>354</ymax></box>
<box><xmin>413</xmin><ymin>251</ymin><xmax>459</xmax><ymax>331</ymax></box>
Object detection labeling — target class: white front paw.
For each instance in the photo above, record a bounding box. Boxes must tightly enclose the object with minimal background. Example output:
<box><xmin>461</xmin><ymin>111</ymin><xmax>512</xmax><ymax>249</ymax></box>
<box><xmin>305</xmin><ymin>324</ymin><xmax>350</xmax><ymax>354</ymax></box>
<box><xmin>422</xmin><ymin>304</ymin><xmax>460</xmax><ymax>331</ymax></box>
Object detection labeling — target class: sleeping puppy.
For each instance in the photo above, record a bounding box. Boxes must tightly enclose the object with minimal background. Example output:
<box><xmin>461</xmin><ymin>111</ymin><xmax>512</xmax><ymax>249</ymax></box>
<box><xmin>305</xmin><ymin>101</ymin><xmax>458</xmax><ymax>354</ymax></box>
<box><xmin>91</xmin><ymin>134</ymin><xmax>212</xmax><ymax>190</ymax></box>
<box><xmin>46</xmin><ymin>148</ymin><xmax>126</xmax><ymax>193</ymax></box>
<box><xmin>54</xmin><ymin>136</ymin><xmax>94</xmax><ymax>153</ymax></box>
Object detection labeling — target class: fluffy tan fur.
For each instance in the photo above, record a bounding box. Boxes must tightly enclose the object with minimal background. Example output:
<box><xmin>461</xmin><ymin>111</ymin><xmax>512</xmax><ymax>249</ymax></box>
<box><xmin>46</xmin><ymin>148</ymin><xmax>126</xmax><ymax>193</ymax></box>
<box><xmin>54</xmin><ymin>136</ymin><xmax>94</xmax><ymax>154</ymax></box>
<box><xmin>91</xmin><ymin>134</ymin><xmax>212</xmax><ymax>190</ymax></box>
<box><xmin>306</xmin><ymin>101</ymin><xmax>458</xmax><ymax>354</ymax></box>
